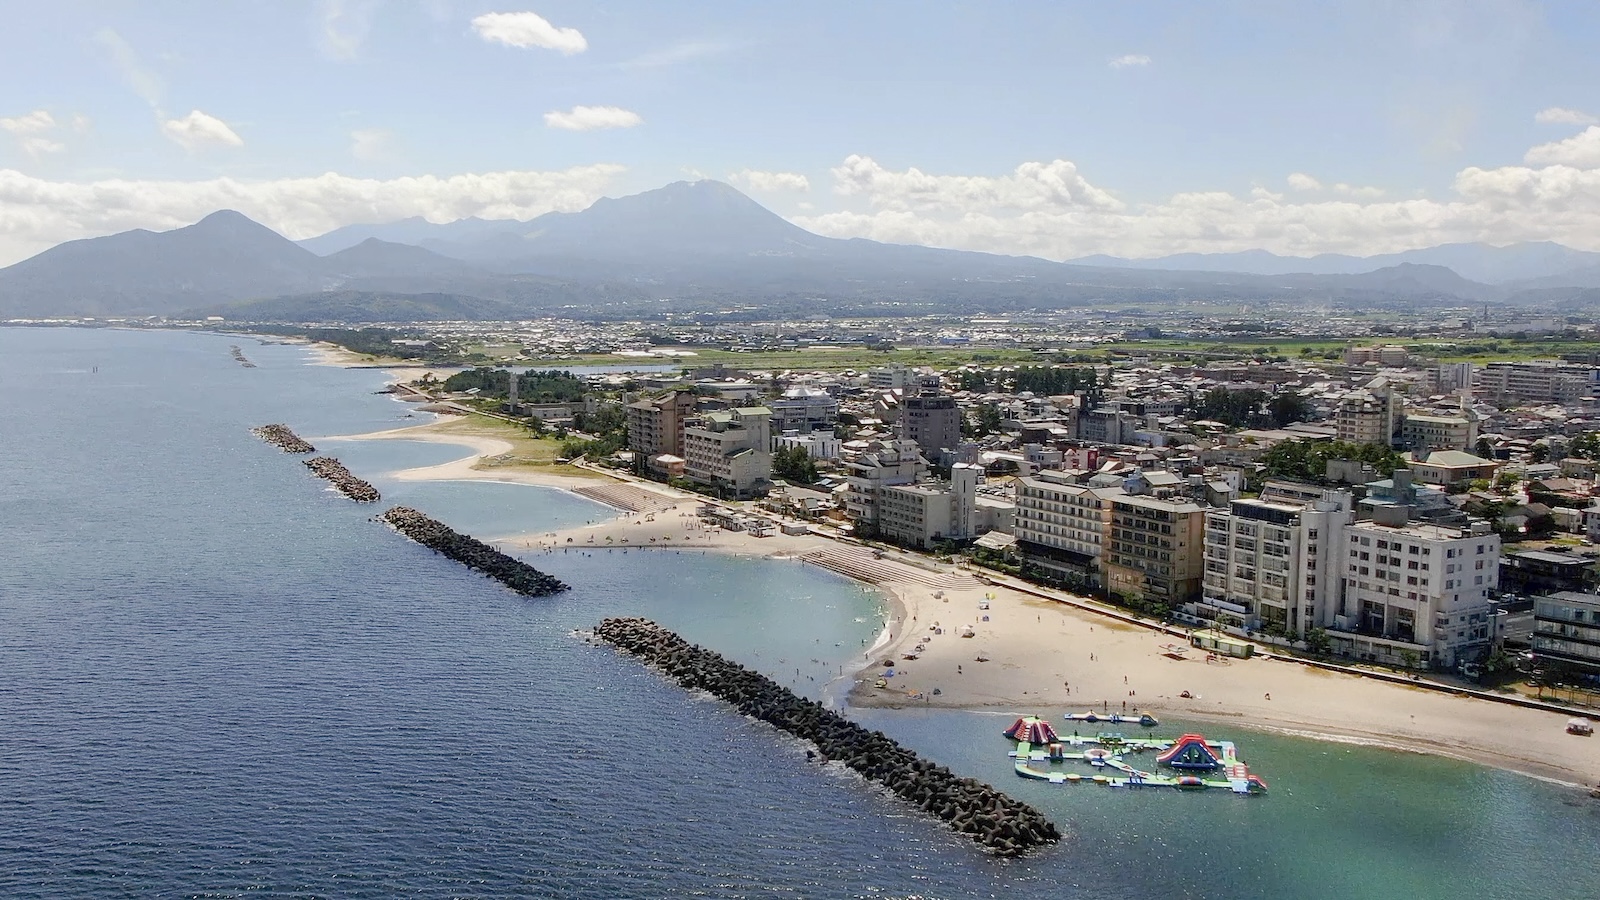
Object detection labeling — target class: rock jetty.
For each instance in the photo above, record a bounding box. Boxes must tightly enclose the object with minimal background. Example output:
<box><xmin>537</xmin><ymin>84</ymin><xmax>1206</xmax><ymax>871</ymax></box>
<box><xmin>304</xmin><ymin>457</ymin><xmax>380</xmax><ymax>502</ymax></box>
<box><xmin>380</xmin><ymin>506</ymin><xmax>568</xmax><ymax>597</ymax></box>
<box><xmin>593</xmin><ymin>617</ymin><xmax>1061</xmax><ymax>858</ymax></box>
<box><xmin>251</xmin><ymin>424</ymin><xmax>315</xmax><ymax>453</ymax></box>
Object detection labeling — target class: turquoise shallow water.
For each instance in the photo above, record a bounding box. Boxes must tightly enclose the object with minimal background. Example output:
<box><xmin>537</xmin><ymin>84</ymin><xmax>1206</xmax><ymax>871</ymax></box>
<box><xmin>3</xmin><ymin>326</ymin><xmax>1599</xmax><ymax>899</ymax></box>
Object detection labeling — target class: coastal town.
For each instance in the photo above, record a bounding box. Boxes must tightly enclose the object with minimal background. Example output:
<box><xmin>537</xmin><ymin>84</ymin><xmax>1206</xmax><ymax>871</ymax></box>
<box><xmin>281</xmin><ymin>311</ymin><xmax>1600</xmax><ymax>770</ymax></box>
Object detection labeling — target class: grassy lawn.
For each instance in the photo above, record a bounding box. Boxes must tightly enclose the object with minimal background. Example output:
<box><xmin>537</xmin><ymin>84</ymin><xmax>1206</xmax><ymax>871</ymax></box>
<box><xmin>430</xmin><ymin>413</ymin><xmax>603</xmax><ymax>479</ymax></box>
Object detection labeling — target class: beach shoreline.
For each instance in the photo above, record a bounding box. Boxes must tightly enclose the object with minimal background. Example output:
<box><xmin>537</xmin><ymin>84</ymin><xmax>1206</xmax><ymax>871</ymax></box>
<box><xmin>334</xmin><ymin>414</ymin><xmax>1600</xmax><ymax>790</ymax></box>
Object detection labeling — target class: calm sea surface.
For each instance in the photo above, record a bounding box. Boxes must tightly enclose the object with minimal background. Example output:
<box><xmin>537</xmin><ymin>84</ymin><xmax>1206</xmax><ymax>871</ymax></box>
<box><xmin>2</xmin><ymin>327</ymin><xmax>1598</xmax><ymax>899</ymax></box>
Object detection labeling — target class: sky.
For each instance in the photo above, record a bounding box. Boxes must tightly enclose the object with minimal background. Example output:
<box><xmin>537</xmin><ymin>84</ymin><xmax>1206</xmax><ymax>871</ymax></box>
<box><xmin>2</xmin><ymin>0</ymin><xmax>1599</xmax><ymax>266</ymax></box>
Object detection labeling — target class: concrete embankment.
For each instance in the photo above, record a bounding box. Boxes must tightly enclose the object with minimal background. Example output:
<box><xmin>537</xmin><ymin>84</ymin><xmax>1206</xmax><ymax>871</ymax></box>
<box><xmin>252</xmin><ymin>424</ymin><xmax>315</xmax><ymax>453</ymax></box>
<box><xmin>592</xmin><ymin>616</ymin><xmax>1061</xmax><ymax>858</ymax></box>
<box><xmin>303</xmin><ymin>457</ymin><xmax>380</xmax><ymax>502</ymax></box>
<box><xmin>380</xmin><ymin>506</ymin><xmax>568</xmax><ymax>597</ymax></box>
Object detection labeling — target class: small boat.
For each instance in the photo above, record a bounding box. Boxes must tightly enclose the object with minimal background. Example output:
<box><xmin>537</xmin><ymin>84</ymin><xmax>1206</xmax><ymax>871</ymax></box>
<box><xmin>1568</xmin><ymin>718</ymin><xmax>1594</xmax><ymax>736</ymax></box>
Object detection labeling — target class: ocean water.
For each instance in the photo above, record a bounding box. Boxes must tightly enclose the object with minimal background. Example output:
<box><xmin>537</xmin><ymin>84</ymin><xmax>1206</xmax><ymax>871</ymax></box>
<box><xmin>2</xmin><ymin>326</ymin><xmax>1599</xmax><ymax>899</ymax></box>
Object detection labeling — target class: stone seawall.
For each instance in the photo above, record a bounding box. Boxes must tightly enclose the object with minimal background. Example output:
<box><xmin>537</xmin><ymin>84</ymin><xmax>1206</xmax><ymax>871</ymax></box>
<box><xmin>593</xmin><ymin>616</ymin><xmax>1061</xmax><ymax>858</ymax></box>
<box><xmin>252</xmin><ymin>424</ymin><xmax>315</xmax><ymax>453</ymax></box>
<box><xmin>304</xmin><ymin>457</ymin><xmax>380</xmax><ymax>502</ymax></box>
<box><xmin>380</xmin><ymin>506</ymin><xmax>568</xmax><ymax>597</ymax></box>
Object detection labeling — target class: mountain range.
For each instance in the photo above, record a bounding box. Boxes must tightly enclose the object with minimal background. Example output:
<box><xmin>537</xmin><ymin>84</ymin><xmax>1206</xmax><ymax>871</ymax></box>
<box><xmin>3</xmin><ymin>179</ymin><xmax>1599</xmax><ymax>322</ymax></box>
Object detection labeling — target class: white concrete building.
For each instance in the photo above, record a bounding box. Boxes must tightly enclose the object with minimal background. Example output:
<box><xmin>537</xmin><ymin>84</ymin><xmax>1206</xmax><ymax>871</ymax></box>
<box><xmin>876</xmin><ymin>464</ymin><xmax>980</xmax><ymax>549</ymax></box>
<box><xmin>774</xmin><ymin>431</ymin><xmax>842</xmax><ymax>460</ymax></box>
<box><xmin>1199</xmin><ymin>491</ymin><xmax>1355</xmax><ymax>636</ymax></box>
<box><xmin>842</xmin><ymin>438</ymin><xmax>928</xmax><ymax>533</ymax></box>
<box><xmin>682</xmin><ymin>406</ymin><xmax>773</xmax><ymax>498</ymax></box>
<box><xmin>1333</xmin><ymin>516</ymin><xmax>1499</xmax><ymax>669</ymax></box>
<box><xmin>1478</xmin><ymin>361</ymin><xmax>1599</xmax><ymax>404</ymax></box>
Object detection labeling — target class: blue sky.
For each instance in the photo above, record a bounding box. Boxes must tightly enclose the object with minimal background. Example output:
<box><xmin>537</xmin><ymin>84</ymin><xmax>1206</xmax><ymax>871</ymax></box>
<box><xmin>1</xmin><ymin>1</ymin><xmax>1598</xmax><ymax>264</ymax></box>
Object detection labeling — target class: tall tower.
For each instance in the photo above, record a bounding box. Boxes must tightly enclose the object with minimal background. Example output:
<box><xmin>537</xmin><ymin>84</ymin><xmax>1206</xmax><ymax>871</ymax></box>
<box><xmin>507</xmin><ymin>370</ymin><xmax>519</xmax><ymax>409</ymax></box>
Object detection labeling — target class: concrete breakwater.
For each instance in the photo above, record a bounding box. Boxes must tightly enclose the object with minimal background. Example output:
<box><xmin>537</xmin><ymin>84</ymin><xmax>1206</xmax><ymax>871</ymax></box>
<box><xmin>593</xmin><ymin>617</ymin><xmax>1061</xmax><ymax>858</ymax></box>
<box><xmin>380</xmin><ymin>506</ymin><xmax>569</xmax><ymax>597</ymax></box>
<box><xmin>251</xmin><ymin>424</ymin><xmax>315</xmax><ymax>453</ymax></box>
<box><xmin>304</xmin><ymin>457</ymin><xmax>380</xmax><ymax>502</ymax></box>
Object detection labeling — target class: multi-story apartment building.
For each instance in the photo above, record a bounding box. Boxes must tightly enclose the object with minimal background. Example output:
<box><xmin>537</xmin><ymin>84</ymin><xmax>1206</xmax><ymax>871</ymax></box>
<box><xmin>841</xmin><ymin>439</ymin><xmax>928</xmax><ymax>534</ymax></box>
<box><xmin>1477</xmin><ymin>361</ymin><xmax>1600</xmax><ymax>404</ymax></box>
<box><xmin>1344</xmin><ymin>345</ymin><xmax>1410</xmax><ymax>366</ymax></box>
<box><xmin>876</xmin><ymin>464</ymin><xmax>981</xmax><ymax>549</ymax></box>
<box><xmin>1105</xmin><ymin>492</ymin><xmax>1206</xmax><ymax>606</ymax></box>
<box><xmin>767</xmin><ymin>386</ymin><xmax>839</xmax><ymax>434</ymax></box>
<box><xmin>1012</xmin><ymin>471</ymin><xmax>1123</xmax><ymax>584</ymax></box>
<box><xmin>681</xmin><ymin>406</ymin><xmax>773</xmax><ymax>498</ymax></box>
<box><xmin>1424</xmin><ymin>362</ymin><xmax>1474</xmax><ymax>395</ymax></box>
<box><xmin>1400</xmin><ymin>412</ymin><xmax>1478</xmax><ymax>454</ymax></box>
<box><xmin>902</xmin><ymin>394</ymin><xmax>963</xmax><ymax>456</ymax></box>
<box><xmin>626</xmin><ymin>390</ymin><xmax>697</xmax><ymax>463</ymax></box>
<box><xmin>1335</xmin><ymin>379</ymin><xmax>1399</xmax><ymax>446</ymax></box>
<box><xmin>1199</xmin><ymin>491</ymin><xmax>1354</xmax><ymax>636</ymax></box>
<box><xmin>1531</xmin><ymin>591</ymin><xmax>1600</xmax><ymax>676</ymax></box>
<box><xmin>1332</xmin><ymin>514</ymin><xmax>1499</xmax><ymax>669</ymax></box>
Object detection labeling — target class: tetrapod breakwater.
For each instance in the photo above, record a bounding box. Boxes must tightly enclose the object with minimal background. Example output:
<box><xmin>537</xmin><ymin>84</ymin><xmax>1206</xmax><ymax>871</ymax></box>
<box><xmin>592</xmin><ymin>617</ymin><xmax>1061</xmax><ymax>858</ymax></box>
<box><xmin>304</xmin><ymin>457</ymin><xmax>381</xmax><ymax>502</ymax></box>
<box><xmin>251</xmin><ymin>424</ymin><xmax>315</xmax><ymax>453</ymax></box>
<box><xmin>380</xmin><ymin>506</ymin><xmax>569</xmax><ymax>597</ymax></box>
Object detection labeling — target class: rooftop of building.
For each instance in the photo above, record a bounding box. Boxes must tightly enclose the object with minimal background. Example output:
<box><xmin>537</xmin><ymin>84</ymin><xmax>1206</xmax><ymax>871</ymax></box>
<box><xmin>1346</xmin><ymin>519</ymin><xmax>1487</xmax><ymax>541</ymax></box>
<box><xmin>1408</xmin><ymin>450</ymin><xmax>1494</xmax><ymax>468</ymax></box>
<box><xmin>1113</xmin><ymin>493</ymin><xmax>1204</xmax><ymax>514</ymax></box>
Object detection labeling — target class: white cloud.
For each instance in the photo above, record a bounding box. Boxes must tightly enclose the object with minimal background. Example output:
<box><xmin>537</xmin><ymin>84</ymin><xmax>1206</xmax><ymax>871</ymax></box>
<box><xmin>1109</xmin><ymin>54</ymin><xmax>1150</xmax><ymax>68</ymax></box>
<box><xmin>1524</xmin><ymin>126</ymin><xmax>1600</xmax><ymax>169</ymax></box>
<box><xmin>543</xmin><ymin>105</ymin><xmax>641</xmax><ymax>131</ymax></box>
<box><xmin>160</xmin><ymin>110</ymin><xmax>245</xmax><ymax>152</ymax></box>
<box><xmin>791</xmin><ymin>144</ymin><xmax>1600</xmax><ymax>260</ymax></box>
<box><xmin>1333</xmin><ymin>183</ymin><xmax>1385</xmax><ymax>199</ymax></box>
<box><xmin>1535</xmin><ymin>107</ymin><xmax>1597</xmax><ymax>126</ymax></box>
<box><xmin>729</xmin><ymin>169</ymin><xmax>810</xmax><ymax>193</ymax></box>
<box><xmin>350</xmin><ymin>127</ymin><xmax>393</xmax><ymax>161</ymax></box>
<box><xmin>471</xmin><ymin>11</ymin><xmax>587</xmax><ymax>54</ymax></box>
<box><xmin>1</xmin><ymin>111</ymin><xmax>67</xmax><ymax>157</ymax></box>
<box><xmin>316</xmin><ymin>0</ymin><xmax>382</xmax><ymax>61</ymax></box>
<box><xmin>0</xmin><ymin>163</ymin><xmax>626</xmax><ymax>265</ymax></box>
<box><xmin>0</xmin><ymin>110</ymin><xmax>56</xmax><ymax>135</ymax></box>
<box><xmin>19</xmin><ymin>138</ymin><xmax>66</xmax><ymax>157</ymax></box>
<box><xmin>71</xmin><ymin>114</ymin><xmax>92</xmax><ymax>134</ymax></box>
<box><xmin>830</xmin><ymin>154</ymin><xmax>1124</xmax><ymax>213</ymax></box>
<box><xmin>1286</xmin><ymin>172</ymin><xmax>1322</xmax><ymax>191</ymax></box>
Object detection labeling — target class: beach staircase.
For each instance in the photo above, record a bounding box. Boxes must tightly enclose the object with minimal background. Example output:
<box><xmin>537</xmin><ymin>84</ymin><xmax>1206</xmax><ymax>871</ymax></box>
<box><xmin>799</xmin><ymin>546</ymin><xmax>985</xmax><ymax>593</ymax></box>
<box><xmin>571</xmin><ymin>484</ymin><xmax>678</xmax><ymax>515</ymax></box>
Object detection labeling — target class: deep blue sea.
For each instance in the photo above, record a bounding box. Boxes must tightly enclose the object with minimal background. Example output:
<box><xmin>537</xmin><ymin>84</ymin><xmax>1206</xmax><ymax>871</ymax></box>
<box><xmin>3</xmin><ymin>327</ymin><xmax>1599</xmax><ymax>899</ymax></box>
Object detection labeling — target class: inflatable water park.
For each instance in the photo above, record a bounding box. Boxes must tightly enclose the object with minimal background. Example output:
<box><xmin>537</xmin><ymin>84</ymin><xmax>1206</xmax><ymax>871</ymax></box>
<box><xmin>1003</xmin><ymin>716</ymin><xmax>1268</xmax><ymax>795</ymax></box>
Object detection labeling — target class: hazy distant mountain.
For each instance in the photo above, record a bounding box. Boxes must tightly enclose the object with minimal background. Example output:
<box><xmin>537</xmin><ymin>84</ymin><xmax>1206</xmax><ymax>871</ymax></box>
<box><xmin>0</xmin><ymin>181</ymin><xmax>1559</xmax><ymax>322</ymax></box>
<box><xmin>195</xmin><ymin>290</ymin><xmax>522</xmax><ymax>323</ymax></box>
<box><xmin>1073</xmin><ymin>242</ymin><xmax>1600</xmax><ymax>284</ymax></box>
<box><xmin>0</xmin><ymin>210</ymin><xmax>325</xmax><ymax>317</ymax></box>
<box><xmin>320</xmin><ymin>238</ymin><xmax>476</xmax><ymax>279</ymax></box>
<box><xmin>298</xmin><ymin>217</ymin><xmax>528</xmax><ymax>256</ymax></box>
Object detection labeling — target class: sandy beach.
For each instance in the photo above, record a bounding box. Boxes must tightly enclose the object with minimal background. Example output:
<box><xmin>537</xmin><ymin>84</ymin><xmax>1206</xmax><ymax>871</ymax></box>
<box><xmin>334</xmin><ymin>414</ymin><xmax>1600</xmax><ymax>788</ymax></box>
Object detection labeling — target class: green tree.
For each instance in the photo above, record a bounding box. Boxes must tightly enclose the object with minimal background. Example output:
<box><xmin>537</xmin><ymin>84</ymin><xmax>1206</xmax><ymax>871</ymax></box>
<box><xmin>1475</xmin><ymin>437</ymin><xmax>1494</xmax><ymax>459</ymax></box>
<box><xmin>772</xmin><ymin>445</ymin><xmax>818</xmax><ymax>484</ymax></box>
<box><xmin>1267</xmin><ymin>392</ymin><xmax>1311</xmax><ymax>428</ymax></box>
